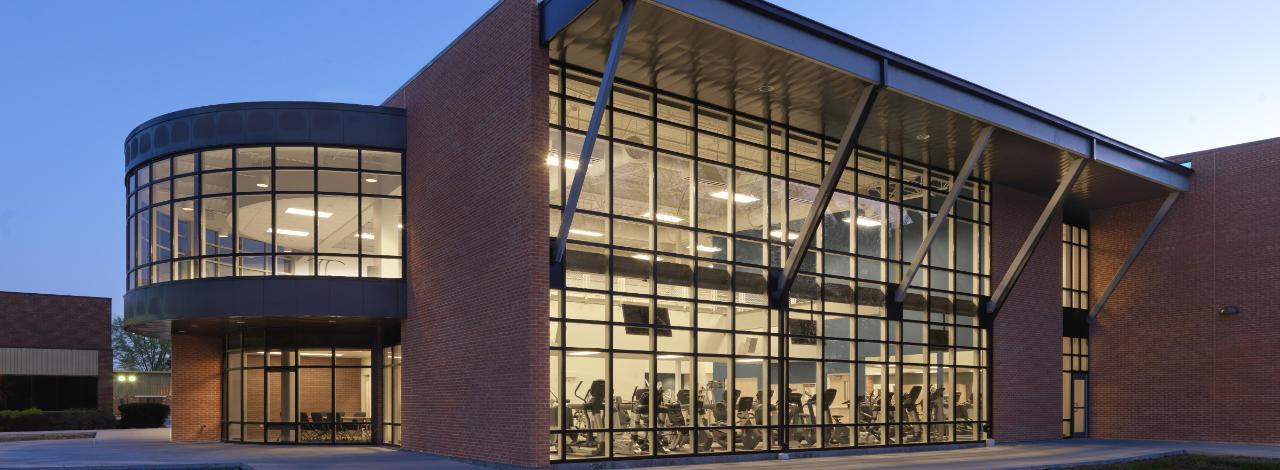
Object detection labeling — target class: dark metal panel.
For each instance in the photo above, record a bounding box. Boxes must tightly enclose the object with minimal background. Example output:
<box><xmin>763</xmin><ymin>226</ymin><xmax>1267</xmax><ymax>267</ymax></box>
<box><xmin>1093</xmin><ymin>140</ymin><xmax>1191</xmax><ymax>191</ymax></box>
<box><xmin>124</xmin><ymin>102</ymin><xmax>406</xmax><ymax>174</ymax></box>
<box><xmin>651</xmin><ymin>0</ymin><xmax>883</xmax><ymax>82</ymax></box>
<box><xmin>541</xmin><ymin>0</ymin><xmax>599</xmax><ymax>44</ymax></box>
<box><xmin>122</xmin><ymin>278</ymin><xmax>406</xmax><ymax>338</ymax></box>
<box><xmin>886</xmin><ymin>62</ymin><xmax>1091</xmax><ymax>156</ymax></box>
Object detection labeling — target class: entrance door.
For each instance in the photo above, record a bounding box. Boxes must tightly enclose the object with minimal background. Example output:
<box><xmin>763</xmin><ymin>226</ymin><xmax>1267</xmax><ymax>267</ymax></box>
<box><xmin>1068</xmin><ymin>373</ymin><xmax>1087</xmax><ymax>438</ymax></box>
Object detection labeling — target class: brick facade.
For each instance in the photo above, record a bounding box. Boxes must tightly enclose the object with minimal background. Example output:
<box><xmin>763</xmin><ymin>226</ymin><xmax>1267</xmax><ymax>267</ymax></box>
<box><xmin>387</xmin><ymin>0</ymin><xmax>549</xmax><ymax>467</ymax></box>
<box><xmin>1090</xmin><ymin>137</ymin><xmax>1280</xmax><ymax>443</ymax></box>
<box><xmin>0</xmin><ymin>291</ymin><xmax>113</xmax><ymax>411</ymax></box>
<box><xmin>989</xmin><ymin>186</ymin><xmax>1063</xmax><ymax>441</ymax></box>
<box><xmin>171</xmin><ymin>334</ymin><xmax>222</xmax><ymax>442</ymax></box>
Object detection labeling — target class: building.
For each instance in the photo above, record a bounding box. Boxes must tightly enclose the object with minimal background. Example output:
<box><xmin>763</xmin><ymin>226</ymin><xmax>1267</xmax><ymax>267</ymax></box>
<box><xmin>113</xmin><ymin>370</ymin><xmax>172</xmax><ymax>410</ymax></box>
<box><xmin>118</xmin><ymin>0</ymin><xmax>1280</xmax><ymax>467</ymax></box>
<box><xmin>0</xmin><ymin>292</ymin><xmax>113</xmax><ymax>412</ymax></box>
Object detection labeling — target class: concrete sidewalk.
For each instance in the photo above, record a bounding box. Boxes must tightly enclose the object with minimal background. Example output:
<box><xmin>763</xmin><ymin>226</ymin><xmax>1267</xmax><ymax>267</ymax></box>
<box><xmin>655</xmin><ymin>439</ymin><xmax>1280</xmax><ymax>470</ymax></box>
<box><xmin>2</xmin><ymin>428</ymin><xmax>1279</xmax><ymax>469</ymax></box>
<box><xmin>0</xmin><ymin>428</ymin><xmax>484</xmax><ymax>469</ymax></box>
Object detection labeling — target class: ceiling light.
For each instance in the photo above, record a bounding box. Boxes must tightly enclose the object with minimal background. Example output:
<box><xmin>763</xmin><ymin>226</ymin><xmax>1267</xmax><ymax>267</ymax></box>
<box><xmin>643</xmin><ymin>212</ymin><xmax>684</xmax><ymax>223</ymax></box>
<box><xmin>568</xmin><ymin>228</ymin><xmax>603</xmax><ymax>238</ymax></box>
<box><xmin>567</xmin><ymin>351</ymin><xmax>600</xmax><ymax>356</ymax></box>
<box><xmin>695</xmin><ymin>245</ymin><xmax>722</xmax><ymax>253</ymax></box>
<box><xmin>546</xmin><ymin>155</ymin><xmax>581</xmax><ymax>170</ymax></box>
<box><xmin>631</xmin><ymin>254</ymin><xmax>652</xmax><ymax>261</ymax></box>
<box><xmin>657</xmin><ymin>354</ymin><xmax>685</xmax><ymax>359</ymax></box>
<box><xmin>710</xmin><ymin>190</ymin><xmax>759</xmax><ymax>203</ymax></box>
<box><xmin>735</xmin><ymin>358</ymin><xmax>763</xmax><ymax>363</ymax></box>
<box><xmin>842</xmin><ymin>216</ymin><xmax>883</xmax><ymax>227</ymax></box>
<box><xmin>365</xmin><ymin>178</ymin><xmax>378</xmax><ymax>183</ymax></box>
<box><xmin>268</xmin><ymin>228</ymin><xmax>310</xmax><ymax>237</ymax></box>
<box><xmin>284</xmin><ymin>208</ymin><xmax>333</xmax><ymax>218</ymax></box>
<box><xmin>757</xmin><ymin>84</ymin><xmax>775</xmax><ymax>93</ymax></box>
<box><xmin>217</xmin><ymin>234</ymin><xmax>229</xmax><ymax>238</ymax></box>
<box><xmin>354</xmin><ymin>233</ymin><xmax>375</xmax><ymax>240</ymax></box>
<box><xmin>915</xmin><ymin>134</ymin><xmax>931</xmax><ymax>141</ymax></box>
<box><xmin>180</xmin><ymin>207</ymin><xmax>193</xmax><ymax>211</ymax></box>
<box><xmin>769</xmin><ymin>229</ymin><xmax>799</xmax><ymax>240</ymax></box>
<box><xmin>255</xmin><ymin>183</ymin><xmax>269</xmax><ymax>188</ymax></box>
<box><xmin>397</xmin><ymin>223</ymin><xmax>403</xmax><ymax>229</ymax></box>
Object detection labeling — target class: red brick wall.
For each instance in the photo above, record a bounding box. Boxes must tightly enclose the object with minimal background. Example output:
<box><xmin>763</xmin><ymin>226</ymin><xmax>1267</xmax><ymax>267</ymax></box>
<box><xmin>387</xmin><ymin>0</ymin><xmax>549</xmax><ymax>467</ymax></box>
<box><xmin>989</xmin><ymin>186</ymin><xmax>1063</xmax><ymax>441</ymax></box>
<box><xmin>0</xmin><ymin>292</ymin><xmax>113</xmax><ymax>410</ymax></box>
<box><xmin>171</xmin><ymin>334</ymin><xmax>222</xmax><ymax>442</ymax></box>
<box><xmin>1091</xmin><ymin>137</ymin><xmax>1280</xmax><ymax>443</ymax></box>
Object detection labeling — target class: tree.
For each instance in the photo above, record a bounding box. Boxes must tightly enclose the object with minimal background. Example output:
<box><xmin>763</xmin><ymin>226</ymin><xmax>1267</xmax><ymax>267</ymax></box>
<box><xmin>112</xmin><ymin>317</ymin><xmax>171</xmax><ymax>371</ymax></box>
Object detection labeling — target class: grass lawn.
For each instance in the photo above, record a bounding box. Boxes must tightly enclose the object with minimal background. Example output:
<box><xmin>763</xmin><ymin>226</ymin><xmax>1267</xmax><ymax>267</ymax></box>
<box><xmin>1072</xmin><ymin>454</ymin><xmax>1280</xmax><ymax>469</ymax></box>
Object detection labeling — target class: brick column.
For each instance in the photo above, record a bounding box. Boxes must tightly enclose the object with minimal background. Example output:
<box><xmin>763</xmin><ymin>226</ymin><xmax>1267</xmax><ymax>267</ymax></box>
<box><xmin>989</xmin><ymin>185</ymin><xmax>1063</xmax><ymax>441</ymax></box>
<box><xmin>388</xmin><ymin>0</ymin><xmax>549</xmax><ymax>467</ymax></box>
<box><xmin>171</xmin><ymin>334</ymin><xmax>222</xmax><ymax>442</ymax></box>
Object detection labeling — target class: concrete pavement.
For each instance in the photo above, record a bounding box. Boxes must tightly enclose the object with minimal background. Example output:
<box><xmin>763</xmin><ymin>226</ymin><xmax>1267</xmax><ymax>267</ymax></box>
<box><xmin>2</xmin><ymin>428</ymin><xmax>1279</xmax><ymax>469</ymax></box>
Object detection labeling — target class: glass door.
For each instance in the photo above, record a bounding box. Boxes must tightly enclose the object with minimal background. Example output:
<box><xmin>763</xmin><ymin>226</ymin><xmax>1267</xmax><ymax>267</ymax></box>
<box><xmin>1069</xmin><ymin>373</ymin><xmax>1087</xmax><ymax>437</ymax></box>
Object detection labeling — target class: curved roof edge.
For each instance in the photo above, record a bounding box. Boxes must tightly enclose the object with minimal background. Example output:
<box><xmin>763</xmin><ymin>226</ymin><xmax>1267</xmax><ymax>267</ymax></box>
<box><xmin>124</xmin><ymin>101</ymin><xmax>406</xmax><ymax>175</ymax></box>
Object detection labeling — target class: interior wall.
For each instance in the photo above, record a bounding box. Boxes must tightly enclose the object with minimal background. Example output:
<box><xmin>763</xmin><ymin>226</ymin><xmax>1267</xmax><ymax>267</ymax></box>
<box><xmin>388</xmin><ymin>0</ymin><xmax>550</xmax><ymax>467</ymax></box>
<box><xmin>989</xmin><ymin>185</ymin><xmax>1063</xmax><ymax>441</ymax></box>
<box><xmin>1091</xmin><ymin>137</ymin><xmax>1280</xmax><ymax>443</ymax></box>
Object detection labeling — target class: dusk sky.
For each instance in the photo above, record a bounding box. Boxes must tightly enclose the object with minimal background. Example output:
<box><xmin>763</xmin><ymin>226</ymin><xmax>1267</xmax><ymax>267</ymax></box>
<box><xmin>1</xmin><ymin>1</ymin><xmax>1276</xmax><ymax>315</ymax></box>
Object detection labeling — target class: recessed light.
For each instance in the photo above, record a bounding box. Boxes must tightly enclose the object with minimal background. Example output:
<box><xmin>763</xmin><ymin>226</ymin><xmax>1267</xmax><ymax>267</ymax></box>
<box><xmin>267</xmin><ymin>228</ymin><xmax>310</xmax><ymax>237</ymax></box>
<box><xmin>568</xmin><ymin>228</ymin><xmax>603</xmax><ymax>238</ymax></box>
<box><xmin>256</xmin><ymin>183</ymin><xmax>269</xmax><ymax>188</ymax></box>
<box><xmin>710</xmin><ymin>191</ymin><xmax>759</xmax><ymax>203</ymax></box>
<box><xmin>915</xmin><ymin>134</ymin><xmax>931</xmax><ymax>141</ymax></box>
<box><xmin>757</xmin><ymin>84</ymin><xmax>775</xmax><ymax>93</ymax></box>
<box><xmin>285</xmin><ymin>208</ymin><xmax>333</xmax><ymax>218</ymax></box>
<box><xmin>326</xmin><ymin>320</ymin><xmax>337</xmax><ymax>323</ymax></box>
<box><xmin>180</xmin><ymin>207</ymin><xmax>193</xmax><ymax>211</ymax></box>
<box><xmin>365</xmin><ymin>178</ymin><xmax>378</xmax><ymax>183</ymax></box>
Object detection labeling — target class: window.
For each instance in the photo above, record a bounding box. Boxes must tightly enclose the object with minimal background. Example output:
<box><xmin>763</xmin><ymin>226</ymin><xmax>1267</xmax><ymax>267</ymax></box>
<box><xmin>125</xmin><ymin>146</ymin><xmax>404</xmax><ymax>288</ymax></box>
<box><xmin>1062</xmin><ymin>224</ymin><xmax>1089</xmax><ymax>309</ymax></box>
<box><xmin>224</xmin><ymin>330</ymin><xmax>377</xmax><ymax>444</ymax></box>
<box><xmin>381</xmin><ymin>345</ymin><xmax>402</xmax><ymax>446</ymax></box>
<box><xmin>547</xmin><ymin>62</ymin><xmax>991</xmax><ymax>461</ymax></box>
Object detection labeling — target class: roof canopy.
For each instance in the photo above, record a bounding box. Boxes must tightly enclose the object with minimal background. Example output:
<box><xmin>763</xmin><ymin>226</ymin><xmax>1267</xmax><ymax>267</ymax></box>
<box><xmin>542</xmin><ymin>0</ymin><xmax>1190</xmax><ymax>213</ymax></box>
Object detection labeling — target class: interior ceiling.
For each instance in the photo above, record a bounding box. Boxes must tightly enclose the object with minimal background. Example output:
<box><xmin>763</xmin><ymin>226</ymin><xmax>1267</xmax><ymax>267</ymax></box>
<box><xmin>550</xmin><ymin>0</ymin><xmax>1174</xmax><ymax>214</ymax></box>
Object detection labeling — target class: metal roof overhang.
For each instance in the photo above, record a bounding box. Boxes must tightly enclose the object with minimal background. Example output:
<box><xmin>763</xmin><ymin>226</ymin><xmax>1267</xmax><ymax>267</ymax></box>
<box><xmin>541</xmin><ymin>0</ymin><xmax>1190</xmax><ymax>214</ymax></box>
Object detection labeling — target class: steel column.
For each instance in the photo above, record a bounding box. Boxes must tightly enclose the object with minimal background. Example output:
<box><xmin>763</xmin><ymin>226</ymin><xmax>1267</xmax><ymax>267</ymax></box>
<box><xmin>770</xmin><ymin>84</ymin><xmax>879</xmax><ymax>307</ymax></box>
<box><xmin>987</xmin><ymin>157</ymin><xmax>1087</xmax><ymax>315</ymax></box>
<box><xmin>894</xmin><ymin>126</ymin><xmax>993</xmax><ymax>303</ymax></box>
<box><xmin>551</xmin><ymin>0</ymin><xmax>637</xmax><ymax>265</ymax></box>
<box><xmin>1087</xmin><ymin>191</ymin><xmax>1179</xmax><ymax>323</ymax></box>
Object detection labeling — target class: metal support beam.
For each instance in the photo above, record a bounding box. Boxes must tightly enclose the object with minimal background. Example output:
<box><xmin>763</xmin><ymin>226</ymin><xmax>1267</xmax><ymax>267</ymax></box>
<box><xmin>894</xmin><ymin>126</ymin><xmax>993</xmax><ymax>303</ymax></box>
<box><xmin>551</xmin><ymin>0</ymin><xmax>636</xmax><ymax>266</ymax></box>
<box><xmin>770</xmin><ymin>84</ymin><xmax>880</xmax><ymax>307</ymax></box>
<box><xmin>987</xmin><ymin>157</ymin><xmax>1087</xmax><ymax>316</ymax></box>
<box><xmin>1088</xmin><ymin>191</ymin><xmax>1180</xmax><ymax>323</ymax></box>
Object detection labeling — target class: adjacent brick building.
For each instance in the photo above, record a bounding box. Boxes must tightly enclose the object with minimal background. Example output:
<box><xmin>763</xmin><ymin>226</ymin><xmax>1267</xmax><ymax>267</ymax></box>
<box><xmin>116</xmin><ymin>0</ymin><xmax>1277</xmax><ymax>468</ymax></box>
<box><xmin>0</xmin><ymin>291</ymin><xmax>113</xmax><ymax>412</ymax></box>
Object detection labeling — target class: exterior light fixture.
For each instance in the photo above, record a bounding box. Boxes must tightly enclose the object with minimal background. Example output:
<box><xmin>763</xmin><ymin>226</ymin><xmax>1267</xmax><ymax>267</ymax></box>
<box><xmin>128</xmin><ymin>375</ymin><xmax>138</xmax><ymax>383</ymax></box>
<box><xmin>1221</xmin><ymin>305</ymin><xmax>1241</xmax><ymax>315</ymax></box>
<box><xmin>117</xmin><ymin>375</ymin><xmax>127</xmax><ymax>383</ymax></box>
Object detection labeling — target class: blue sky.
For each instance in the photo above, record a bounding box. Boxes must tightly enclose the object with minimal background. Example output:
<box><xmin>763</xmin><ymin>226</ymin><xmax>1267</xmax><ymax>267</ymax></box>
<box><xmin>0</xmin><ymin>1</ymin><xmax>1276</xmax><ymax>315</ymax></box>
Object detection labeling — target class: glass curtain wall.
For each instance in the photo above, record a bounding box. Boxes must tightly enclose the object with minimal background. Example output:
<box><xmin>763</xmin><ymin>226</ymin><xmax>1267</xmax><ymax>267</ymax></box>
<box><xmin>125</xmin><ymin>146</ymin><xmax>404</xmax><ymax>290</ymax></box>
<box><xmin>224</xmin><ymin>330</ymin><xmax>376</xmax><ymax>444</ymax></box>
<box><xmin>547</xmin><ymin>62</ymin><xmax>992</xmax><ymax>462</ymax></box>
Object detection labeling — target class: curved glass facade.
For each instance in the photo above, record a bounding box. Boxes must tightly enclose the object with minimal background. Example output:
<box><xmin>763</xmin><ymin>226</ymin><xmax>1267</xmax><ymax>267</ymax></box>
<box><xmin>125</xmin><ymin>146</ymin><xmax>403</xmax><ymax>289</ymax></box>
<box><xmin>548</xmin><ymin>63</ymin><xmax>991</xmax><ymax>461</ymax></box>
<box><xmin>223</xmin><ymin>330</ymin><xmax>378</xmax><ymax>444</ymax></box>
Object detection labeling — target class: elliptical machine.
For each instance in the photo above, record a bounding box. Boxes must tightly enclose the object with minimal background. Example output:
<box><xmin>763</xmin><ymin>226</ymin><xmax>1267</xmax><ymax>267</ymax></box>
<box><xmin>568</xmin><ymin>380</ymin><xmax>606</xmax><ymax>456</ymax></box>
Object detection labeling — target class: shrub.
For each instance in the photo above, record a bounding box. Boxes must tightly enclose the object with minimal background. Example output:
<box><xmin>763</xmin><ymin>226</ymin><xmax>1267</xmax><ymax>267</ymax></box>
<box><xmin>118</xmin><ymin>403</ymin><xmax>169</xmax><ymax>428</ymax></box>
<box><xmin>0</xmin><ymin>408</ymin><xmax>116</xmax><ymax>432</ymax></box>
